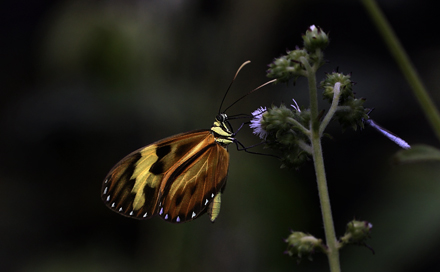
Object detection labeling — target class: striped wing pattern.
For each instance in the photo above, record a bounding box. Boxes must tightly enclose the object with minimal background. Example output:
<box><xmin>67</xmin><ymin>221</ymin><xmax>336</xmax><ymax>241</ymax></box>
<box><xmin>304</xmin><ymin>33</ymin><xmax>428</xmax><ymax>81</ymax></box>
<box><xmin>101</xmin><ymin>130</ymin><xmax>230</xmax><ymax>223</ymax></box>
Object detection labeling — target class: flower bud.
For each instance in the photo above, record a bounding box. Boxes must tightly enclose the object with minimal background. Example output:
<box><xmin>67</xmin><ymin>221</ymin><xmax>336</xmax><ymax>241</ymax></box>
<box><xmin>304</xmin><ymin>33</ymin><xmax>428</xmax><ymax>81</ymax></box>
<box><xmin>340</xmin><ymin>220</ymin><xmax>373</xmax><ymax>245</ymax></box>
<box><xmin>267</xmin><ymin>49</ymin><xmax>308</xmax><ymax>82</ymax></box>
<box><xmin>256</xmin><ymin>105</ymin><xmax>311</xmax><ymax>168</ymax></box>
<box><xmin>335</xmin><ymin>97</ymin><xmax>368</xmax><ymax>131</ymax></box>
<box><xmin>284</xmin><ymin>231</ymin><xmax>323</xmax><ymax>261</ymax></box>
<box><xmin>262</xmin><ymin>105</ymin><xmax>296</xmax><ymax>132</ymax></box>
<box><xmin>303</xmin><ymin>25</ymin><xmax>329</xmax><ymax>52</ymax></box>
<box><xmin>321</xmin><ymin>72</ymin><xmax>354</xmax><ymax>103</ymax></box>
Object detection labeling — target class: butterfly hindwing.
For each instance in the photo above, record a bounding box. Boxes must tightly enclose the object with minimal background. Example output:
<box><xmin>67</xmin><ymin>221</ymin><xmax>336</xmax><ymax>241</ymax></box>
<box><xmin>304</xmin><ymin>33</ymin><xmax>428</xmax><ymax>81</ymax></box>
<box><xmin>102</xmin><ymin>129</ymin><xmax>230</xmax><ymax>223</ymax></box>
<box><xmin>159</xmin><ymin>140</ymin><xmax>229</xmax><ymax>222</ymax></box>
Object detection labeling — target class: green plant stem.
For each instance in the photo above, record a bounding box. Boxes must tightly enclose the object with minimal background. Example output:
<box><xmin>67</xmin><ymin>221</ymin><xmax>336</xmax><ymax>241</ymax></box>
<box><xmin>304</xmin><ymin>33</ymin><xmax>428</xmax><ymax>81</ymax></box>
<box><xmin>286</xmin><ymin>117</ymin><xmax>310</xmax><ymax>136</ymax></box>
<box><xmin>361</xmin><ymin>0</ymin><xmax>440</xmax><ymax>142</ymax></box>
<box><xmin>303</xmin><ymin>57</ymin><xmax>341</xmax><ymax>272</ymax></box>
<box><xmin>311</xmin><ymin>131</ymin><xmax>341</xmax><ymax>272</ymax></box>
<box><xmin>320</xmin><ymin>83</ymin><xmax>342</xmax><ymax>136</ymax></box>
<box><xmin>296</xmin><ymin>138</ymin><xmax>312</xmax><ymax>154</ymax></box>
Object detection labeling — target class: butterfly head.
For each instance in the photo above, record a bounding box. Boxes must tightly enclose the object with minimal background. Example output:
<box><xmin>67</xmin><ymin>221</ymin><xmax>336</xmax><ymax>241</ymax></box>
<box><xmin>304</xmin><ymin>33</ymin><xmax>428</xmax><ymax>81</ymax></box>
<box><xmin>211</xmin><ymin>113</ymin><xmax>234</xmax><ymax>146</ymax></box>
<box><xmin>216</xmin><ymin>113</ymin><xmax>228</xmax><ymax>123</ymax></box>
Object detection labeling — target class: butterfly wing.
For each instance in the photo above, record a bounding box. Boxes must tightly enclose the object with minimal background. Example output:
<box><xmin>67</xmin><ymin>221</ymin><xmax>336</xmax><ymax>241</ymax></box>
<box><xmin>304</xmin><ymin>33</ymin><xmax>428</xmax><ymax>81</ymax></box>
<box><xmin>101</xmin><ymin>130</ymin><xmax>229</xmax><ymax>223</ymax></box>
<box><xmin>158</xmin><ymin>139</ymin><xmax>229</xmax><ymax>222</ymax></box>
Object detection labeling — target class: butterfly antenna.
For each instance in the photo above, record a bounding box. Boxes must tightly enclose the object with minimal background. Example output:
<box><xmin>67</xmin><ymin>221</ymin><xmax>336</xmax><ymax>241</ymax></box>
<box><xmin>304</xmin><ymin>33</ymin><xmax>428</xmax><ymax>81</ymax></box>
<box><xmin>222</xmin><ymin>78</ymin><xmax>276</xmax><ymax>113</ymax></box>
<box><xmin>218</xmin><ymin>60</ymin><xmax>252</xmax><ymax>114</ymax></box>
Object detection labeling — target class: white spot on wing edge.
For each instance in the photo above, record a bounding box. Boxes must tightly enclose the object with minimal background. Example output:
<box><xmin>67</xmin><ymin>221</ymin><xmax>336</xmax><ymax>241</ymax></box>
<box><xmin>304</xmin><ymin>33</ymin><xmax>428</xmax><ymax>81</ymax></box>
<box><xmin>211</xmin><ymin>193</ymin><xmax>214</xmax><ymax>198</ymax></box>
<box><xmin>164</xmin><ymin>214</ymin><xmax>168</xmax><ymax>220</ymax></box>
<box><xmin>106</xmin><ymin>195</ymin><xmax>110</xmax><ymax>202</ymax></box>
<box><xmin>129</xmin><ymin>211</ymin><xmax>134</xmax><ymax>216</ymax></box>
<box><xmin>104</xmin><ymin>179</ymin><xmax>108</xmax><ymax>184</ymax></box>
<box><xmin>118</xmin><ymin>207</ymin><xmax>123</xmax><ymax>212</ymax></box>
<box><xmin>176</xmin><ymin>216</ymin><xmax>180</xmax><ymax>223</ymax></box>
<box><xmin>204</xmin><ymin>199</ymin><xmax>209</xmax><ymax>205</ymax></box>
<box><xmin>159</xmin><ymin>207</ymin><xmax>163</xmax><ymax>215</ymax></box>
<box><xmin>111</xmin><ymin>202</ymin><xmax>116</xmax><ymax>208</ymax></box>
<box><xmin>103</xmin><ymin>187</ymin><xmax>108</xmax><ymax>195</ymax></box>
<box><xmin>143</xmin><ymin>212</ymin><xmax>148</xmax><ymax>218</ymax></box>
<box><xmin>191</xmin><ymin>211</ymin><xmax>196</xmax><ymax>218</ymax></box>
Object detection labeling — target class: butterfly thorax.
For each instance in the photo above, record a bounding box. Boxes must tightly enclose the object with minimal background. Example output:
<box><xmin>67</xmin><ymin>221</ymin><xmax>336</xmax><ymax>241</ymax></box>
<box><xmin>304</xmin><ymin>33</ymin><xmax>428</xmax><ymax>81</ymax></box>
<box><xmin>211</xmin><ymin>113</ymin><xmax>234</xmax><ymax>146</ymax></box>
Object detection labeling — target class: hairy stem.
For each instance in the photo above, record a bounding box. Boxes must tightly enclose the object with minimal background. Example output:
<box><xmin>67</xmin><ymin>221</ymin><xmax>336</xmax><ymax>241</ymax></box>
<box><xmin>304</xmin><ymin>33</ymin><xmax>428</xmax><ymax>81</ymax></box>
<box><xmin>303</xmin><ymin>57</ymin><xmax>341</xmax><ymax>272</ymax></box>
<box><xmin>286</xmin><ymin>117</ymin><xmax>310</xmax><ymax>136</ymax></box>
<box><xmin>320</xmin><ymin>82</ymin><xmax>342</xmax><ymax>136</ymax></box>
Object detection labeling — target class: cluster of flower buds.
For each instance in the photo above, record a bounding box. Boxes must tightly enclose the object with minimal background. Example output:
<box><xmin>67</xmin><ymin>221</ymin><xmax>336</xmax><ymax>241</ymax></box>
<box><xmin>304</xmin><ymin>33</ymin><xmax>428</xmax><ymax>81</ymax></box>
<box><xmin>320</xmin><ymin>72</ymin><xmax>369</xmax><ymax>131</ymax></box>
<box><xmin>340</xmin><ymin>220</ymin><xmax>373</xmax><ymax>245</ymax></box>
<box><xmin>284</xmin><ymin>220</ymin><xmax>373</xmax><ymax>261</ymax></box>
<box><xmin>267</xmin><ymin>25</ymin><xmax>328</xmax><ymax>83</ymax></box>
<box><xmin>252</xmin><ymin>26</ymin><xmax>370</xmax><ymax>168</ymax></box>
<box><xmin>250</xmin><ymin>103</ymin><xmax>311</xmax><ymax>168</ymax></box>
<box><xmin>284</xmin><ymin>231</ymin><xmax>325</xmax><ymax>261</ymax></box>
<box><xmin>258</xmin><ymin>25</ymin><xmax>377</xmax><ymax>261</ymax></box>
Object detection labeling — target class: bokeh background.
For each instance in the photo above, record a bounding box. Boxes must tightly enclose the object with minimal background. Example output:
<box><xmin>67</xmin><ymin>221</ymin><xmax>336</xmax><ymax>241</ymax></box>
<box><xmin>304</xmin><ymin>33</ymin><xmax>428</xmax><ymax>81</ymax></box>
<box><xmin>2</xmin><ymin>1</ymin><xmax>440</xmax><ymax>271</ymax></box>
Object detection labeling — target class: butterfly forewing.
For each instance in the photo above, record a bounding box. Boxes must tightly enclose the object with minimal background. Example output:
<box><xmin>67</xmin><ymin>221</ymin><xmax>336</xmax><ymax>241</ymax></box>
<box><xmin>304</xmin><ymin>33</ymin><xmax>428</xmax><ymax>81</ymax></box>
<box><xmin>102</xmin><ymin>127</ymin><xmax>231</xmax><ymax>223</ymax></box>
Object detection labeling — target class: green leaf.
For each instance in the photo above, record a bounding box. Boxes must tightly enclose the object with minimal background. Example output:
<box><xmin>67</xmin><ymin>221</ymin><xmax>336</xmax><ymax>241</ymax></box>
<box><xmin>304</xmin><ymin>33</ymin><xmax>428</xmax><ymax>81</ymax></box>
<box><xmin>393</xmin><ymin>144</ymin><xmax>440</xmax><ymax>164</ymax></box>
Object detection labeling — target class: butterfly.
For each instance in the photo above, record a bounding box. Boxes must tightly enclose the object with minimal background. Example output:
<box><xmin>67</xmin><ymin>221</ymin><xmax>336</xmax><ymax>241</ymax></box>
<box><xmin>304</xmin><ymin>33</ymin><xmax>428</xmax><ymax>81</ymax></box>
<box><xmin>101</xmin><ymin>61</ymin><xmax>274</xmax><ymax>223</ymax></box>
<box><xmin>101</xmin><ymin>113</ymin><xmax>232</xmax><ymax>223</ymax></box>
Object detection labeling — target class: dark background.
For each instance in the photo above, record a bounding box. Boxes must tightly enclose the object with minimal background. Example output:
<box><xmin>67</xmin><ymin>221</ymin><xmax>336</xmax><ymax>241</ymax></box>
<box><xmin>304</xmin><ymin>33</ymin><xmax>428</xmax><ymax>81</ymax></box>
<box><xmin>2</xmin><ymin>1</ymin><xmax>440</xmax><ymax>271</ymax></box>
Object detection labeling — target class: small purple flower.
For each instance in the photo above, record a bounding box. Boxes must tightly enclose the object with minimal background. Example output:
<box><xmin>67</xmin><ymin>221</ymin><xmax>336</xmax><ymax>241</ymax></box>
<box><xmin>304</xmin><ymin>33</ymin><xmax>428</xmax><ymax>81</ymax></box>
<box><xmin>250</xmin><ymin>106</ymin><xmax>267</xmax><ymax>139</ymax></box>
<box><xmin>291</xmin><ymin>98</ymin><xmax>301</xmax><ymax>112</ymax></box>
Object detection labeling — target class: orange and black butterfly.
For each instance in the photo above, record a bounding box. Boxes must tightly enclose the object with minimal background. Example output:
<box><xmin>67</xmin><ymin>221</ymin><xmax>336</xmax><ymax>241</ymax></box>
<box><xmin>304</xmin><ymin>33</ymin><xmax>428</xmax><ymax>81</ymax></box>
<box><xmin>101</xmin><ymin>61</ymin><xmax>272</xmax><ymax>223</ymax></box>
<box><xmin>102</xmin><ymin>114</ymin><xmax>232</xmax><ymax>223</ymax></box>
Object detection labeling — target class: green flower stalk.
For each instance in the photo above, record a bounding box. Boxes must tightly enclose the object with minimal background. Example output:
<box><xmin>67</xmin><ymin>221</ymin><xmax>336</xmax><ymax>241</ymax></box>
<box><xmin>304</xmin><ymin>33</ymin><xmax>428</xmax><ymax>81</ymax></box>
<box><xmin>249</xmin><ymin>25</ymin><xmax>387</xmax><ymax>272</ymax></box>
<box><xmin>250</xmin><ymin>24</ymin><xmax>412</xmax><ymax>271</ymax></box>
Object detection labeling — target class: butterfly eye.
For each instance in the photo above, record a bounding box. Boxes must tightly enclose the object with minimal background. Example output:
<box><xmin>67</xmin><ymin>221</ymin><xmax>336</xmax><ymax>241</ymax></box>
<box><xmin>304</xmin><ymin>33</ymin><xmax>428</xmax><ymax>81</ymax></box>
<box><xmin>216</xmin><ymin>113</ymin><xmax>227</xmax><ymax>122</ymax></box>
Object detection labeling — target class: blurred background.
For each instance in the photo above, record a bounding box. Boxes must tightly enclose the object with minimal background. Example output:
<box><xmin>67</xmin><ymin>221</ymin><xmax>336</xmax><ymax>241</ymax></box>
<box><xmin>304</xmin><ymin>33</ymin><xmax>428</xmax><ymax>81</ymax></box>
<box><xmin>2</xmin><ymin>0</ymin><xmax>440</xmax><ymax>271</ymax></box>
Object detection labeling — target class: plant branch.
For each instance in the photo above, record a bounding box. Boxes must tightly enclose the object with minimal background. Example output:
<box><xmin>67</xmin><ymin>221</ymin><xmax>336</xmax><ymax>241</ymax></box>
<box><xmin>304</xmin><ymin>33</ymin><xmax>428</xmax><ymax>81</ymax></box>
<box><xmin>320</xmin><ymin>82</ymin><xmax>342</xmax><ymax>136</ymax></box>
<box><xmin>303</xmin><ymin>56</ymin><xmax>341</xmax><ymax>272</ymax></box>
<box><xmin>286</xmin><ymin>117</ymin><xmax>310</xmax><ymax>136</ymax></box>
